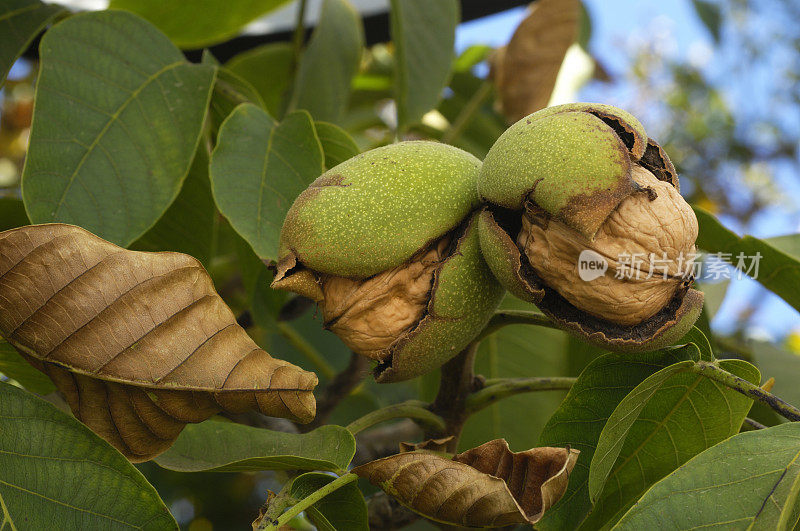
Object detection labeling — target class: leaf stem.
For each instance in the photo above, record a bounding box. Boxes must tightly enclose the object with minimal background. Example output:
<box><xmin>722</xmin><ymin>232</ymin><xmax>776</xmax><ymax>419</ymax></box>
<box><xmin>279</xmin><ymin>0</ymin><xmax>309</xmax><ymax>118</ymax></box>
<box><xmin>271</xmin><ymin>473</ymin><xmax>359</xmax><ymax>529</ymax></box>
<box><xmin>291</xmin><ymin>0</ymin><xmax>309</xmax><ymax>68</ymax></box>
<box><xmin>346</xmin><ymin>400</ymin><xmax>446</xmax><ymax>435</ymax></box>
<box><xmin>477</xmin><ymin>310</ymin><xmax>561</xmax><ymax>341</ymax></box>
<box><xmin>428</xmin><ymin>342</ymin><xmax>481</xmax><ymax>451</ymax></box>
<box><xmin>692</xmin><ymin>361</ymin><xmax>800</xmax><ymax>422</ymax></box>
<box><xmin>442</xmin><ymin>80</ymin><xmax>493</xmax><ymax>145</ymax></box>
<box><xmin>276</xmin><ymin>322</ymin><xmax>336</xmax><ymax>379</ymax></box>
<box><xmin>465</xmin><ymin>377</ymin><xmax>577</xmax><ymax>414</ymax></box>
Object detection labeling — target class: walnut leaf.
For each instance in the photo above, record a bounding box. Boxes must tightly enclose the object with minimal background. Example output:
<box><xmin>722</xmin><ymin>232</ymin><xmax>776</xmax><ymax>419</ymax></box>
<box><xmin>0</xmin><ymin>224</ymin><xmax>317</xmax><ymax>461</ymax></box>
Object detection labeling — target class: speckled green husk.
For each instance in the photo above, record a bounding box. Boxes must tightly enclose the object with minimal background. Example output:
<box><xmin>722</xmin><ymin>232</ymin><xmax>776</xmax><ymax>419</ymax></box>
<box><xmin>478</xmin><ymin>103</ymin><xmax>649</xmax><ymax>240</ymax></box>
<box><xmin>377</xmin><ymin>212</ymin><xmax>504</xmax><ymax>382</ymax></box>
<box><xmin>476</xmin><ymin>102</ymin><xmax>703</xmax><ymax>352</ymax></box>
<box><xmin>277</xmin><ymin>141</ymin><xmax>481</xmax><ymax>279</ymax></box>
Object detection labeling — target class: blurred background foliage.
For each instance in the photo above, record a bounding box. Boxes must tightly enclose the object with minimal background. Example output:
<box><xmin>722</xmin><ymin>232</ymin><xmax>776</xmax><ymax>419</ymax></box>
<box><xmin>1</xmin><ymin>0</ymin><xmax>799</xmax><ymax>528</ymax></box>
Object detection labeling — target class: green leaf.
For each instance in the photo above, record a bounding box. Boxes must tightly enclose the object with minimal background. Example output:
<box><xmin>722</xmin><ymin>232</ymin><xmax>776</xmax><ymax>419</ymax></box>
<box><xmin>537</xmin><ymin>348</ymin><xmax>723</xmax><ymax>530</ymax></box>
<box><xmin>202</xmin><ymin>51</ymin><xmax>266</xmax><ymax>133</ymax></box>
<box><xmin>614</xmin><ymin>422</ymin><xmax>800</xmax><ymax>530</ymax></box>
<box><xmin>588</xmin><ymin>357</ymin><xmax>699</xmax><ymax>502</ymax></box>
<box><xmin>210</xmin><ymin>104</ymin><xmax>323</xmax><ymax>261</ymax></box>
<box><xmin>0</xmin><ymin>197</ymin><xmax>28</xmax><ymax>231</ymax></box>
<box><xmin>154</xmin><ymin>422</ymin><xmax>355</xmax><ymax>473</ymax></box>
<box><xmin>22</xmin><ymin>11</ymin><xmax>215</xmax><ymax>247</ymax></box>
<box><xmin>315</xmin><ymin>121</ymin><xmax>360</xmax><ymax>169</ymax></box>
<box><xmin>390</xmin><ymin>0</ymin><xmax>458</xmax><ymax>131</ymax></box>
<box><xmin>0</xmin><ymin>381</ymin><xmax>176</xmax><ymax>529</ymax></box>
<box><xmin>108</xmin><ymin>0</ymin><xmax>293</xmax><ymax>49</ymax></box>
<box><xmin>697</xmin><ymin>280</ymin><xmax>729</xmax><ymax>319</ymax></box>
<box><xmin>0</xmin><ymin>339</ymin><xmax>54</xmax><ymax>394</ymax></box>
<box><xmin>678</xmin><ymin>326</ymin><xmax>713</xmax><ymax>361</ymax></box>
<box><xmin>130</xmin><ymin>145</ymin><xmax>216</xmax><ymax>265</ymax></box>
<box><xmin>752</xmin><ymin>341</ymin><xmax>800</xmax><ymax>408</ymax></box>
<box><xmin>437</xmin><ymin>71</ymin><xmax>505</xmax><ymax>159</ymax></box>
<box><xmin>225</xmin><ymin>43</ymin><xmax>294</xmax><ymax>118</ymax></box>
<box><xmin>461</xmin><ymin>295</ymin><xmax>568</xmax><ymax>451</ymax></box>
<box><xmin>692</xmin><ymin>0</ymin><xmax>722</xmax><ymax>43</ymax></box>
<box><xmin>452</xmin><ymin>44</ymin><xmax>493</xmax><ymax>73</ymax></box>
<box><xmin>767</xmin><ymin>233</ymin><xmax>800</xmax><ymax>259</ymax></box>
<box><xmin>582</xmin><ymin>357</ymin><xmax>759</xmax><ymax>529</ymax></box>
<box><xmin>290</xmin><ymin>472</ymin><xmax>369</xmax><ymax>531</ymax></box>
<box><xmin>0</xmin><ymin>0</ymin><xmax>64</xmax><ymax>87</ymax></box>
<box><xmin>695</xmin><ymin>206</ymin><xmax>800</xmax><ymax>315</ymax></box>
<box><xmin>289</xmin><ymin>0</ymin><xmax>364</xmax><ymax>123</ymax></box>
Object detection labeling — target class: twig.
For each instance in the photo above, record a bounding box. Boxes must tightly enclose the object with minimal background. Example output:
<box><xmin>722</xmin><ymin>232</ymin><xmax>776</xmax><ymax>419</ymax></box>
<box><xmin>262</xmin><ymin>473</ymin><xmax>359</xmax><ymax>530</ymax></box>
<box><xmin>692</xmin><ymin>361</ymin><xmax>800</xmax><ymax>422</ymax></box>
<box><xmin>302</xmin><ymin>352</ymin><xmax>369</xmax><ymax>431</ymax></box>
<box><xmin>465</xmin><ymin>377</ymin><xmax>576</xmax><ymax>414</ymax></box>
<box><xmin>441</xmin><ymin>80</ymin><xmax>493</xmax><ymax>145</ymax></box>
<box><xmin>346</xmin><ymin>401</ymin><xmax>446</xmax><ymax>435</ymax></box>
<box><xmin>428</xmin><ymin>342</ymin><xmax>481</xmax><ymax>451</ymax></box>
<box><xmin>290</xmin><ymin>0</ymin><xmax>309</xmax><ymax>69</ymax></box>
<box><xmin>743</xmin><ymin>417</ymin><xmax>767</xmax><ymax>430</ymax></box>
<box><xmin>278</xmin><ymin>0</ymin><xmax>309</xmax><ymax>118</ymax></box>
<box><xmin>477</xmin><ymin>310</ymin><xmax>560</xmax><ymax>341</ymax></box>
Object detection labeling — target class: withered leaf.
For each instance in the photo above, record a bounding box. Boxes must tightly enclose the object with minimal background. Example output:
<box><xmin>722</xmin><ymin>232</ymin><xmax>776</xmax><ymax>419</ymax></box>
<box><xmin>0</xmin><ymin>224</ymin><xmax>317</xmax><ymax>461</ymax></box>
<box><xmin>398</xmin><ymin>436</ymin><xmax>454</xmax><ymax>453</ymax></box>
<box><xmin>493</xmin><ymin>0</ymin><xmax>580</xmax><ymax>123</ymax></box>
<box><xmin>353</xmin><ymin>438</ymin><xmax>578</xmax><ymax>527</ymax></box>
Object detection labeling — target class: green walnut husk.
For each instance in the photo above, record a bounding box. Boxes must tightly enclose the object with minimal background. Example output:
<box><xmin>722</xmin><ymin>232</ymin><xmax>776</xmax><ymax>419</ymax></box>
<box><xmin>477</xmin><ymin>103</ymin><xmax>703</xmax><ymax>352</ymax></box>
<box><xmin>272</xmin><ymin>141</ymin><xmax>504</xmax><ymax>382</ymax></box>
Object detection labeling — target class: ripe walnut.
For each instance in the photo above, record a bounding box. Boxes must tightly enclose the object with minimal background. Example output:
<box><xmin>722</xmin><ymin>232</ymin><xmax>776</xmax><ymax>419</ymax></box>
<box><xmin>517</xmin><ymin>165</ymin><xmax>698</xmax><ymax>326</ymax></box>
<box><xmin>477</xmin><ymin>103</ymin><xmax>704</xmax><ymax>351</ymax></box>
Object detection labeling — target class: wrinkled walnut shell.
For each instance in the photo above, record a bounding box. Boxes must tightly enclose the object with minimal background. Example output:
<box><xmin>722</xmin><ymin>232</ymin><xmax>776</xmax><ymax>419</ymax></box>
<box><xmin>518</xmin><ymin>165</ymin><xmax>698</xmax><ymax>326</ymax></box>
<box><xmin>477</xmin><ymin>103</ymin><xmax>703</xmax><ymax>351</ymax></box>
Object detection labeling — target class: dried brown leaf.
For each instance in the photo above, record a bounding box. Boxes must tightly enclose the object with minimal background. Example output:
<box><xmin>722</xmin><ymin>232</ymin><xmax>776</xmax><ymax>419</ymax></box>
<box><xmin>494</xmin><ymin>0</ymin><xmax>580</xmax><ymax>123</ymax></box>
<box><xmin>0</xmin><ymin>224</ymin><xmax>317</xmax><ymax>461</ymax></box>
<box><xmin>353</xmin><ymin>438</ymin><xmax>578</xmax><ymax>527</ymax></box>
<box><xmin>398</xmin><ymin>436</ymin><xmax>454</xmax><ymax>453</ymax></box>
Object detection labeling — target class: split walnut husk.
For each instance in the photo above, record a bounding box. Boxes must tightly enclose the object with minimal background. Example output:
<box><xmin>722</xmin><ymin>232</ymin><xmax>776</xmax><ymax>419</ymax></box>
<box><xmin>517</xmin><ymin>165</ymin><xmax>698</xmax><ymax>326</ymax></box>
<box><xmin>272</xmin><ymin>141</ymin><xmax>503</xmax><ymax>382</ymax></box>
<box><xmin>320</xmin><ymin>236</ymin><xmax>451</xmax><ymax>360</ymax></box>
<box><xmin>273</xmin><ymin>213</ymin><xmax>504</xmax><ymax>382</ymax></box>
<box><xmin>477</xmin><ymin>103</ymin><xmax>704</xmax><ymax>351</ymax></box>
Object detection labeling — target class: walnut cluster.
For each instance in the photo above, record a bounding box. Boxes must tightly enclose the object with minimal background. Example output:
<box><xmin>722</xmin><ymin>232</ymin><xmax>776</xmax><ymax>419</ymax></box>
<box><xmin>518</xmin><ymin>165</ymin><xmax>698</xmax><ymax>325</ymax></box>
<box><xmin>318</xmin><ymin>237</ymin><xmax>451</xmax><ymax>359</ymax></box>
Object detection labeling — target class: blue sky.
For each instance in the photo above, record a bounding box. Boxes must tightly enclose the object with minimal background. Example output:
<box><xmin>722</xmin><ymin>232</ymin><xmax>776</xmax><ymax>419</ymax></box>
<box><xmin>456</xmin><ymin>1</ymin><xmax>800</xmax><ymax>341</ymax></box>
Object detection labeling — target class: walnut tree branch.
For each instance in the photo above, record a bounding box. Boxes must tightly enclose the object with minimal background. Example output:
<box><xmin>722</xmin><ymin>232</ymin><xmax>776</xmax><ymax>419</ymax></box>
<box><xmin>427</xmin><ymin>342</ymin><xmax>482</xmax><ymax>452</ymax></box>
<box><xmin>692</xmin><ymin>361</ymin><xmax>800</xmax><ymax>422</ymax></box>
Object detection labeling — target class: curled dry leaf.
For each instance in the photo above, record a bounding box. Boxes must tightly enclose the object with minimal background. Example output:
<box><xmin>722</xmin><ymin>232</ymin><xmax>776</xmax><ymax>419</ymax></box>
<box><xmin>398</xmin><ymin>436</ymin><xmax>454</xmax><ymax>453</ymax></box>
<box><xmin>0</xmin><ymin>224</ymin><xmax>317</xmax><ymax>461</ymax></box>
<box><xmin>353</xmin><ymin>438</ymin><xmax>579</xmax><ymax>527</ymax></box>
<box><xmin>492</xmin><ymin>0</ymin><xmax>580</xmax><ymax>123</ymax></box>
